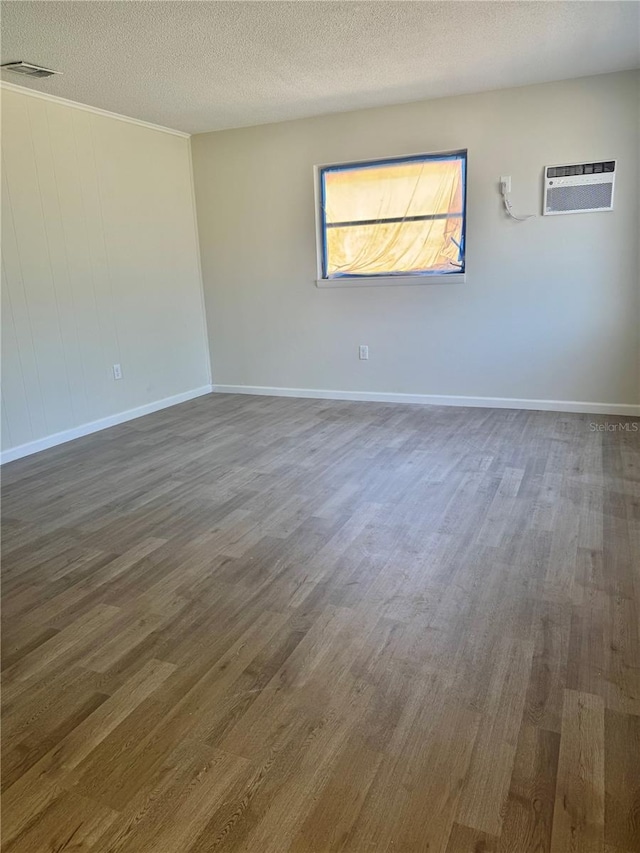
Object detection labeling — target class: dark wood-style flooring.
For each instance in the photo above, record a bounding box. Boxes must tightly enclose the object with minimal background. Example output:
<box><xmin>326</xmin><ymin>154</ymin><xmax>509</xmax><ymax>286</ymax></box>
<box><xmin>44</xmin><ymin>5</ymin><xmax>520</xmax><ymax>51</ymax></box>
<box><xmin>1</xmin><ymin>393</ymin><xmax>639</xmax><ymax>852</ymax></box>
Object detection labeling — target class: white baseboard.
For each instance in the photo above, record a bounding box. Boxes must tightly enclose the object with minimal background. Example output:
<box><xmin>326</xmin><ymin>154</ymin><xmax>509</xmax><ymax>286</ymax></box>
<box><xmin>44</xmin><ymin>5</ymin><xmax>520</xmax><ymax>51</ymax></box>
<box><xmin>212</xmin><ymin>384</ymin><xmax>640</xmax><ymax>417</ymax></box>
<box><xmin>3</xmin><ymin>382</ymin><xmax>637</xmax><ymax>464</ymax></box>
<box><xmin>1</xmin><ymin>385</ymin><xmax>213</xmax><ymax>464</ymax></box>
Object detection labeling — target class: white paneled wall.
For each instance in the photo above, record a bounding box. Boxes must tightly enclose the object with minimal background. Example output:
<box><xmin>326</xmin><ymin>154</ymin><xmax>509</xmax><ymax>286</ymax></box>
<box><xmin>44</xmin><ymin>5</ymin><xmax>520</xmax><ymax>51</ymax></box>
<box><xmin>1</xmin><ymin>87</ymin><xmax>211</xmax><ymax>457</ymax></box>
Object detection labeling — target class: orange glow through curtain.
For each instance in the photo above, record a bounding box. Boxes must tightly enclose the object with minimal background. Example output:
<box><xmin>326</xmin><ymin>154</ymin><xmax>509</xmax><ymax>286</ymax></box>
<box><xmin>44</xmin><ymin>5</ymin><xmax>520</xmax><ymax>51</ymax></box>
<box><xmin>323</xmin><ymin>157</ymin><xmax>464</xmax><ymax>277</ymax></box>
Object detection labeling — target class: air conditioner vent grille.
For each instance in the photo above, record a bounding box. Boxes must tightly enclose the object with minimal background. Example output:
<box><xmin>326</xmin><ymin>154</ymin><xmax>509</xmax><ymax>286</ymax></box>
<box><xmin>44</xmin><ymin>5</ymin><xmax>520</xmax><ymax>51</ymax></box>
<box><xmin>547</xmin><ymin>182</ymin><xmax>612</xmax><ymax>213</ymax></box>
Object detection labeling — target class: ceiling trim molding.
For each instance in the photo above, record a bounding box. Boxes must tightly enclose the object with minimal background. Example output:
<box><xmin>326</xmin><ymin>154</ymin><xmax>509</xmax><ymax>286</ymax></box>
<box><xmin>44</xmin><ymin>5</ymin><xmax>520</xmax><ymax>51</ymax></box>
<box><xmin>0</xmin><ymin>81</ymin><xmax>190</xmax><ymax>138</ymax></box>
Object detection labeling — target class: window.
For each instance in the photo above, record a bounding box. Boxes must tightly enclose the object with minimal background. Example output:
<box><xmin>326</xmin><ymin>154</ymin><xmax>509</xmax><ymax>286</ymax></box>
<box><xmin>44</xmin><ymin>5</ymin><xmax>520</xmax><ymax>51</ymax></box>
<box><xmin>317</xmin><ymin>150</ymin><xmax>466</xmax><ymax>285</ymax></box>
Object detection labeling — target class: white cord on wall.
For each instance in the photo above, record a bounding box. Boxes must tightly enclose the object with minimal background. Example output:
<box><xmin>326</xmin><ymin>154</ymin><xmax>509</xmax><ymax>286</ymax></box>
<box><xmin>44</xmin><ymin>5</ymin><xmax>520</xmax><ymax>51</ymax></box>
<box><xmin>500</xmin><ymin>179</ymin><xmax>535</xmax><ymax>221</ymax></box>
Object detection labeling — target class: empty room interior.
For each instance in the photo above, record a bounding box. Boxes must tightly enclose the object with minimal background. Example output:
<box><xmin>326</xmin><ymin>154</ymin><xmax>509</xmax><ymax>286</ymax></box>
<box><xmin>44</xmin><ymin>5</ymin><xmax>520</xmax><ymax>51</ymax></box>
<box><xmin>1</xmin><ymin>1</ymin><xmax>640</xmax><ymax>851</ymax></box>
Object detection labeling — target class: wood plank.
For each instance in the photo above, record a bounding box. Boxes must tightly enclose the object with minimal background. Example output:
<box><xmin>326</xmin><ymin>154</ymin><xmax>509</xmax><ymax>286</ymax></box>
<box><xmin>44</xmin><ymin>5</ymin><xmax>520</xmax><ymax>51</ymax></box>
<box><xmin>604</xmin><ymin>709</ymin><xmax>640</xmax><ymax>851</ymax></box>
<box><xmin>497</xmin><ymin>724</ymin><xmax>560</xmax><ymax>853</ymax></box>
<box><xmin>550</xmin><ymin>689</ymin><xmax>605</xmax><ymax>853</ymax></box>
<box><xmin>455</xmin><ymin>637</ymin><xmax>534</xmax><ymax>836</ymax></box>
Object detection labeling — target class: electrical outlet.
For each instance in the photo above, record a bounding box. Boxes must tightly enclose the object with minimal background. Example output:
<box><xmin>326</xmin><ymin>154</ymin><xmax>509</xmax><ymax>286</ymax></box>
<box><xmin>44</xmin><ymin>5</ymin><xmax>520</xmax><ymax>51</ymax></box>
<box><xmin>112</xmin><ymin>363</ymin><xmax>123</xmax><ymax>380</ymax></box>
<box><xmin>500</xmin><ymin>175</ymin><xmax>512</xmax><ymax>193</ymax></box>
<box><xmin>359</xmin><ymin>345</ymin><xmax>369</xmax><ymax>360</ymax></box>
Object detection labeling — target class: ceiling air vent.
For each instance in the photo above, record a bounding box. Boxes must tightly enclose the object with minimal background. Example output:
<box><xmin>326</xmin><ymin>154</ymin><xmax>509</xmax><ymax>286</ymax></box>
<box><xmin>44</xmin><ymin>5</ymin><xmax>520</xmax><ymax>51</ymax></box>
<box><xmin>1</xmin><ymin>61</ymin><xmax>61</xmax><ymax>79</ymax></box>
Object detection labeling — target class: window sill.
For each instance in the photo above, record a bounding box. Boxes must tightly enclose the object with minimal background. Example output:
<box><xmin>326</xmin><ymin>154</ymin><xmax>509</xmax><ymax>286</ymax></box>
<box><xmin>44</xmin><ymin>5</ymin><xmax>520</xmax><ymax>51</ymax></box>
<box><xmin>315</xmin><ymin>273</ymin><xmax>466</xmax><ymax>288</ymax></box>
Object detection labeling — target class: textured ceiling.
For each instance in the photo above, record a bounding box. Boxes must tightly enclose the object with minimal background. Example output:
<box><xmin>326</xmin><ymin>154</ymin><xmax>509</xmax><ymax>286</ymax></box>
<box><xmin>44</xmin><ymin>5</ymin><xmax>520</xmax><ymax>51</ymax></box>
<box><xmin>1</xmin><ymin>1</ymin><xmax>639</xmax><ymax>134</ymax></box>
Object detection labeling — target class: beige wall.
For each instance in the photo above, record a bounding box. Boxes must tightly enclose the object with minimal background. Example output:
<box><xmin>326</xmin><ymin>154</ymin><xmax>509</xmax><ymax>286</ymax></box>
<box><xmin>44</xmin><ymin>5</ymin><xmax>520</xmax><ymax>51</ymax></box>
<box><xmin>192</xmin><ymin>71</ymin><xmax>640</xmax><ymax>407</ymax></box>
<box><xmin>1</xmin><ymin>87</ymin><xmax>210</xmax><ymax>455</ymax></box>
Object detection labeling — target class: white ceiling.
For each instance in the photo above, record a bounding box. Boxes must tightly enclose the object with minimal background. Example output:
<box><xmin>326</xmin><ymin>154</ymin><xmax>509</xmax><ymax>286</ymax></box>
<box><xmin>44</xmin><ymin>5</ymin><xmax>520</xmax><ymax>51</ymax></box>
<box><xmin>1</xmin><ymin>1</ymin><xmax>639</xmax><ymax>135</ymax></box>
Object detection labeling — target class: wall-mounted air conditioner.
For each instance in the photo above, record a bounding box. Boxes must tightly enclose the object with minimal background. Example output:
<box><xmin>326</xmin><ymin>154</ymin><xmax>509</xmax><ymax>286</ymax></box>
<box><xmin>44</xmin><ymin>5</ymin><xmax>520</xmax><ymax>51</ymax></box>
<box><xmin>543</xmin><ymin>161</ymin><xmax>615</xmax><ymax>215</ymax></box>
